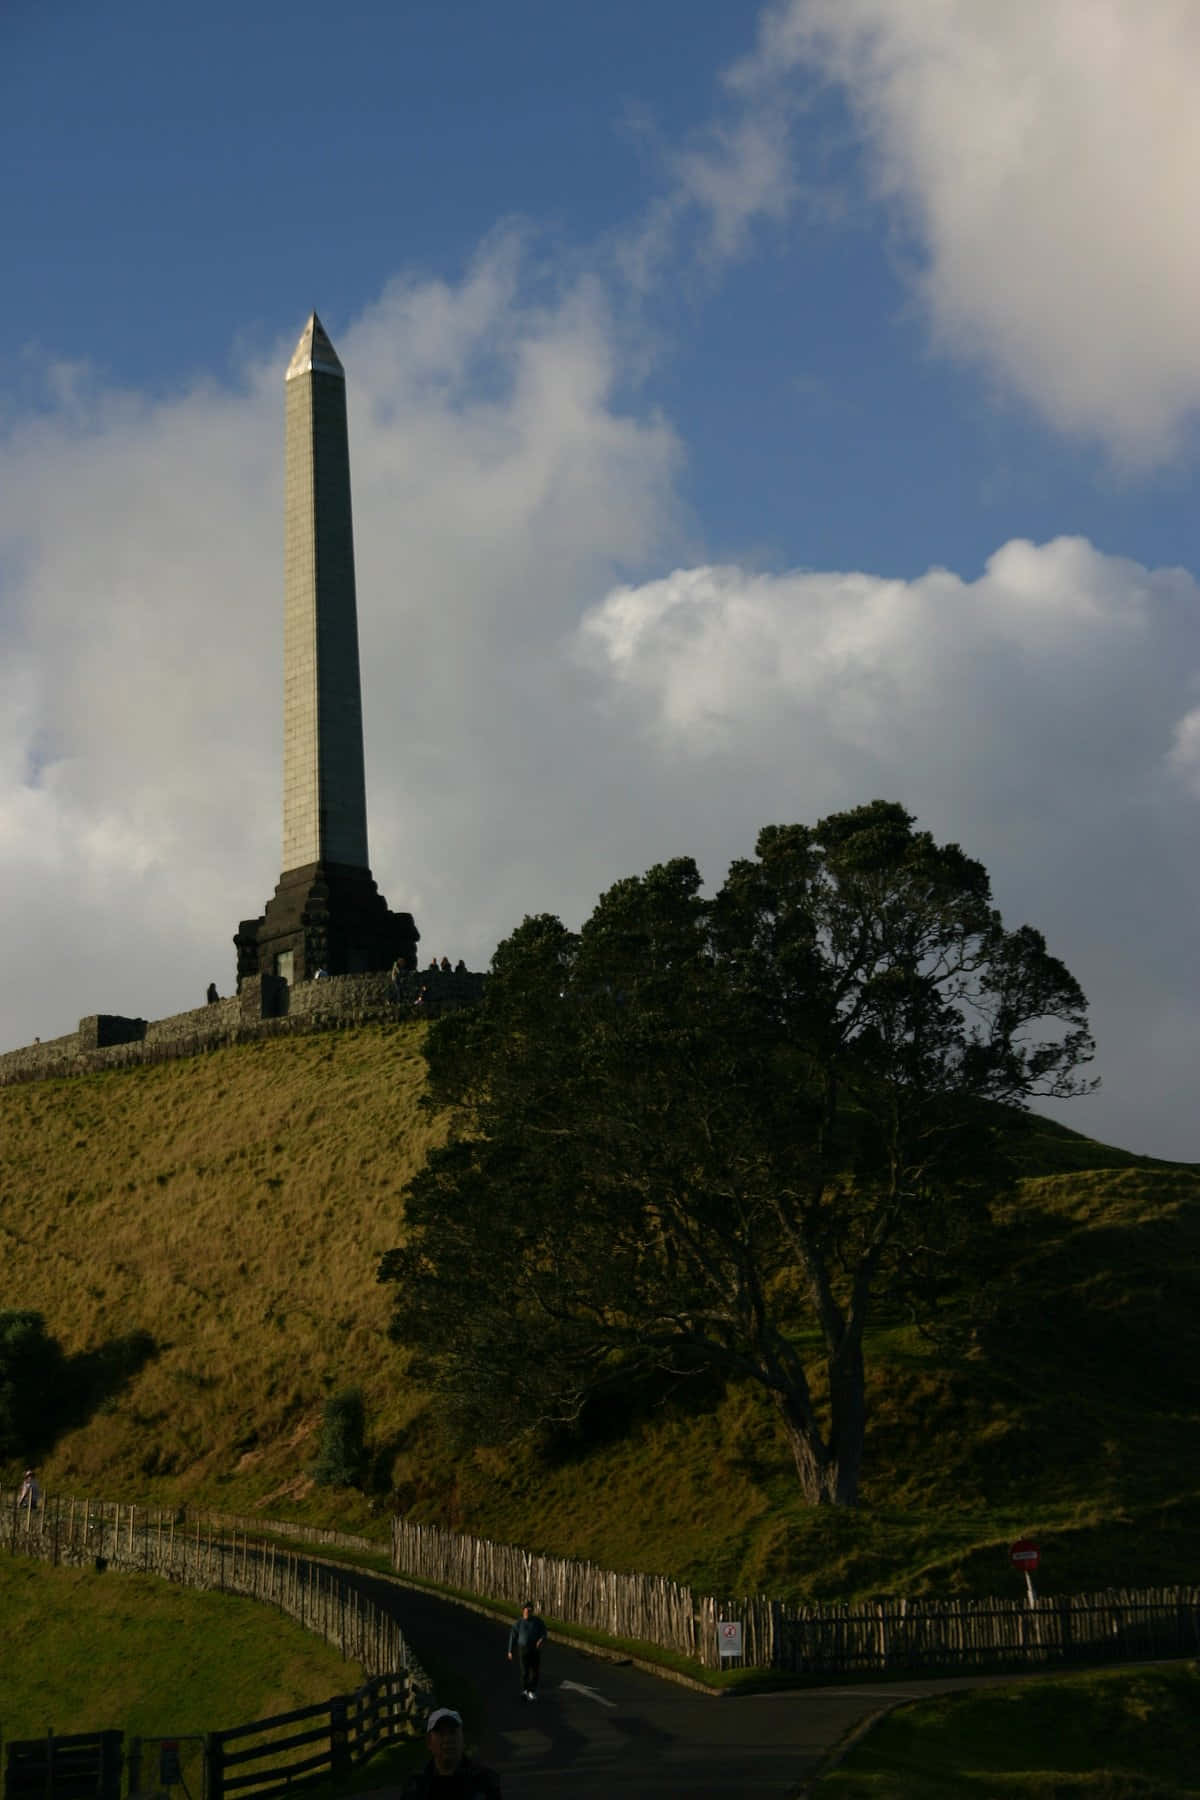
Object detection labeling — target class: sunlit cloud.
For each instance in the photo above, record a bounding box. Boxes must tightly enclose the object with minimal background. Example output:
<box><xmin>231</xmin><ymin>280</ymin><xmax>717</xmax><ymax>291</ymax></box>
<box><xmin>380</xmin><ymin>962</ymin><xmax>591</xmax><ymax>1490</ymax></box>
<box><xmin>728</xmin><ymin>0</ymin><xmax>1200</xmax><ymax>460</ymax></box>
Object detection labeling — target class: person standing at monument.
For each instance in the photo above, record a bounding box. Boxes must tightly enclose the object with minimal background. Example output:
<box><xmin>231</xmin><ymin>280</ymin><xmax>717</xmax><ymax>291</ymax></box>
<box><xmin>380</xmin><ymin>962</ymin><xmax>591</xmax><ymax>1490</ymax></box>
<box><xmin>507</xmin><ymin>1600</ymin><xmax>547</xmax><ymax>1700</ymax></box>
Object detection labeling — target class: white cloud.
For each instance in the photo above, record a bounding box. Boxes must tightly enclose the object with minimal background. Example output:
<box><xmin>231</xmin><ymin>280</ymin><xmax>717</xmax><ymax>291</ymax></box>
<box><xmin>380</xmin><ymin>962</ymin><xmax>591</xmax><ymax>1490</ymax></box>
<box><xmin>1168</xmin><ymin>707</ymin><xmax>1200</xmax><ymax>796</ymax></box>
<box><xmin>727</xmin><ymin>0</ymin><xmax>1200</xmax><ymax>459</ymax></box>
<box><xmin>578</xmin><ymin>537</ymin><xmax>1200</xmax><ymax>1158</ymax></box>
<box><xmin>668</xmin><ymin>115</ymin><xmax>797</xmax><ymax>264</ymax></box>
<box><xmin>613</xmin><ymin>36</ymin><xmax>803</xmax><ymax>290</ymax></box>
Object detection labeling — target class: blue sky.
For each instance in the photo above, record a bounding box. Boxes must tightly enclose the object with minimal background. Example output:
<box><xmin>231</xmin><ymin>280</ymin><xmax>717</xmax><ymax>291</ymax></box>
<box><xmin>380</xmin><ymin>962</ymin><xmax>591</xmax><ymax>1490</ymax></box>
<box><xmin>2</xmin><ymin>0</ymin><xmax>1199</xmax><ymax>1158</ymax></box>
<box><xmin>7</xmin><ymin>0</ymin><xmax>1198</xmax><ymax>577</ymax></box>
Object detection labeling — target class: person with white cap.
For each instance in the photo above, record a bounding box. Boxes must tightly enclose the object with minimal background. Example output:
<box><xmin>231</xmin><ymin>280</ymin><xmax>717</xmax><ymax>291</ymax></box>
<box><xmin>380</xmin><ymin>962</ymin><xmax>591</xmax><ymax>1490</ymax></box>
<box><xmin>400</xmin><ymin>1707</ymin><xmax>502</xmax><ymax>1798</ymax></box>
<box><xmin>17</xmin><ymin>1469</ymin><xmax>40</xmax><ymax>1510</ymax></box>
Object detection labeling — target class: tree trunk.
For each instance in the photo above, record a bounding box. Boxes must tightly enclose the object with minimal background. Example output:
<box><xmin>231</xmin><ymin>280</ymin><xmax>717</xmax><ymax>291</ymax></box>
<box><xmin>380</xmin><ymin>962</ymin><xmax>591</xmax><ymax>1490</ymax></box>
<box><xmin>771</xmin><ymin>1353</ymin><xmax>865</xmax><ymax>1508</ymax></box>
<box><xmin>772</xmin><ymin>1389</ymin><xmax>839</xmax><ymax>1506</ymax></box>
<box><xmin>827</xmin><ymin>1337</ymin><xmax>866</xmax><ymax>1507</ymax></box>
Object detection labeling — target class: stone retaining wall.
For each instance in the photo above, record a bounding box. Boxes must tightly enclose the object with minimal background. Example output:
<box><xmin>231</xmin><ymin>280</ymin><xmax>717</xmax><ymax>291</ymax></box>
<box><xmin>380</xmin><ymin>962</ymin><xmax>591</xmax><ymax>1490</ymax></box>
<box><xmin>0</xmin><ymin>967</ymin><xmax>484</xmax><ymax>1090</ymax></box>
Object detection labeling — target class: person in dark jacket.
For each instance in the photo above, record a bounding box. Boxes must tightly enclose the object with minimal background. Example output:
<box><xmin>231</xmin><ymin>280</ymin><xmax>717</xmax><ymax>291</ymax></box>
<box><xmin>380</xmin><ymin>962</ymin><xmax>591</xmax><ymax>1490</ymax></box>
<box><xmin>506</xmin><ymin>1600</ymin><xmax>547</xmax><ymax>1699</ymax></box>
<box><xmin>401</xmin><ymin>1708</ymin><xmax>501</xmax><ymax>1798</ymax></box>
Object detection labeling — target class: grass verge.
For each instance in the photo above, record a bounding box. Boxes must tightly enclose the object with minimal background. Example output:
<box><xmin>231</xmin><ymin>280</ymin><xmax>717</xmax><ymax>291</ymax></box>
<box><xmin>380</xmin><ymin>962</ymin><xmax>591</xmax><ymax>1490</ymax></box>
<box><xmin>814</xmin><ymin>1662</ymin><xmax>1200</xmax><ymax>1796</ymax></box>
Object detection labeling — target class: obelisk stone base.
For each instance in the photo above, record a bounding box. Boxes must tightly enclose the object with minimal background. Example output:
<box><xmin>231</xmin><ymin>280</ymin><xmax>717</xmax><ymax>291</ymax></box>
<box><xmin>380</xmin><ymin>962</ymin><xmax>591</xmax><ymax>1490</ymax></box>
<box><xmin>235</xmin><ymin>862</ymin><xmax>419</xmax><ymax>987</ymax></box>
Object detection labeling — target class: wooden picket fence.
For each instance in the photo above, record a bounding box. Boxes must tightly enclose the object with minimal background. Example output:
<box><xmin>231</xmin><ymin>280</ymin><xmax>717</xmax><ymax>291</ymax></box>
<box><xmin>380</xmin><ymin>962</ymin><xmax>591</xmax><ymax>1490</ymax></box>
<box><xmin>3</xmin><ymin>1488</ymin><xmax>429</xmax><ymax>1696</ymax></box>
<box><xmin>392</xmin><ymin>1513</ymin><xmax>698</xmax><ymax>1651</ymax></box>
<box><xmin>392</xmin><ymin>1514</ymin><xmax>1200</xmax><ymax>1675</ymax></box>
<box><xmin>12</xmin><ymin>1484</ymin><xmax>1197</xmax><ymax>1682</ymax></box>
<box><xmin>182</xmin><ymin>1506</ymin><xmax>377</xmax><ymax>1557</ymax></box>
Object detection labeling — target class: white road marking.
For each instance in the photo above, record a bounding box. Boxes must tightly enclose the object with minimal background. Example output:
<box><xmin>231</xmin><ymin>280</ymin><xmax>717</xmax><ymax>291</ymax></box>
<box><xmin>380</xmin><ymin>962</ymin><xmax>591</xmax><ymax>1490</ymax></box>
<box><xmin>560</xmin><ymin>1679</ymin><xmax>618</xmax><ymax>1707</ymax></box>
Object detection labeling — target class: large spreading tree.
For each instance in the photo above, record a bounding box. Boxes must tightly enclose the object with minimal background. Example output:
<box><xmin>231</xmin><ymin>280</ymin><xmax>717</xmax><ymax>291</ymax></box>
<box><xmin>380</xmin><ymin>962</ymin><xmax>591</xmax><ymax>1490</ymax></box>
<box><xmin>379</xmin><ymin>801</ymin><xmax>1094</xmax><ymax>1506</ymax></box>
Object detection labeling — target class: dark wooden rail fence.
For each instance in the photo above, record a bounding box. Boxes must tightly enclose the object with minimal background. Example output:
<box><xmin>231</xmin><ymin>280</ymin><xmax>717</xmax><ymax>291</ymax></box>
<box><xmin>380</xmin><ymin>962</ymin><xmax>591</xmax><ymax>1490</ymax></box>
<box><xmin>206</xmin><ymin>1671</ymin><xmax>413</xmax><ymax>1800</ymax></box>
<box><xmin>3</xmin><ymin>1678</ymin><xmax>415</xmax><ymax>1800</ymax></box>
<box><xmin>3</xmin><ymin>1732</ymin><xmax>122</xmax><ymax>1800</ymax></box>
<box><xmin>2</xmin><ymin>1489</ymin><xmax>429</xmax><ymax>1699</ymax></box>
<box><xmin>392</xmin><ymin>1514</ymin><xmax>1200</xmax><ymax>1675</ymax></box>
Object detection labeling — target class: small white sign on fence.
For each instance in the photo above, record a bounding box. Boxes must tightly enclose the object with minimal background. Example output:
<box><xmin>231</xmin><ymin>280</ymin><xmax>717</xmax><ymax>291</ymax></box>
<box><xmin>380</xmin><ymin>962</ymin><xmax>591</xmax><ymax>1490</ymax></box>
<box><xmin>717</xmin><ymin>1619</ymin><xmax>743</xmax><ymax>1659</ymax></box>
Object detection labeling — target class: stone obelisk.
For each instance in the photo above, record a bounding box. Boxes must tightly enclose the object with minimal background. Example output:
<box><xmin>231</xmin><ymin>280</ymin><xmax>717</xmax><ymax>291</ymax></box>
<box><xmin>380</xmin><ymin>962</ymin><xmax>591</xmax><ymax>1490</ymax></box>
<box><xmin>235</xmin><ymin>314</ymin><xmax>418</xmax><ymax>987</ymax></box>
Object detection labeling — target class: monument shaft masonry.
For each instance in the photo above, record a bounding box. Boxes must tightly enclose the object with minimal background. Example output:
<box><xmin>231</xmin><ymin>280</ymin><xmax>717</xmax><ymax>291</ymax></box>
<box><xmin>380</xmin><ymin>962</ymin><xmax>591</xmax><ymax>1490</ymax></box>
<box><xmin>236</xmin><ymin>315</ymin><xmax>418</xmax><ymax>986</ymax></box>
<box><xmin>282</xmin><ymin>316</ymin><xmax>368</xmax><ymax>873</ymax></box>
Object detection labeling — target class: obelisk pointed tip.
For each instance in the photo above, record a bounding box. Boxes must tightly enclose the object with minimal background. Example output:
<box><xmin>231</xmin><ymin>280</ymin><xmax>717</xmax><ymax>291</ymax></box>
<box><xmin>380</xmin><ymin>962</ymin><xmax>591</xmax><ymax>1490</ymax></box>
<box><xmin>286</xmin><ymin>312</ymin><xmax>345</xmax><ymax>382</ymax></box>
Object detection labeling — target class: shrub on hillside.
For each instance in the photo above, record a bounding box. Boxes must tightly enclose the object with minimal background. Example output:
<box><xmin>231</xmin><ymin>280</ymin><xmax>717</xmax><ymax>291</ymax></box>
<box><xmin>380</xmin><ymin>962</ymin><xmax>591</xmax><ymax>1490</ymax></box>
<box><xmin>312</xmin><ymin>1386</ymin><xmax>367</xmax><ymax>1488</ymax></box>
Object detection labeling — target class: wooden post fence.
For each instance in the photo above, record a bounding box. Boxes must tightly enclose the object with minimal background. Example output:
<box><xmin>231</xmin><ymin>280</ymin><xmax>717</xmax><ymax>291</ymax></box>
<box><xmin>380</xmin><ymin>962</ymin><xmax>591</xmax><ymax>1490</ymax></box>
<box><xmin>8</xmin><ymin>1486</ymin><xmax>1196</xmax><ymax>1681</ymax></box>
<box><xmin>388</xmin><ymin>1510</ymin><xmax>1200</xmax><ymax>1676</ymax></box>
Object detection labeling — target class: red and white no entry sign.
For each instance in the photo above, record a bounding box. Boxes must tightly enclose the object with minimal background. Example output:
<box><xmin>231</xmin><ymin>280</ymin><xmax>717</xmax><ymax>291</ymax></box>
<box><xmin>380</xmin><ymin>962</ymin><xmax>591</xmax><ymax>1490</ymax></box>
<box><xmin>1009</xmin><ymin>1538</ymin><xmax>1041</xmax><ymax>1571</ymax></box>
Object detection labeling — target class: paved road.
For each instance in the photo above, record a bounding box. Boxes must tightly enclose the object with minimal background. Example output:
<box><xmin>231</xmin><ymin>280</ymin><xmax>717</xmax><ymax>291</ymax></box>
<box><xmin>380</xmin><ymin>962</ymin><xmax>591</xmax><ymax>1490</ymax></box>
<box><xmin>345</xmin><ymin>1569</ymin><xmax>1002</xmax><ymax>1798</ymax></box>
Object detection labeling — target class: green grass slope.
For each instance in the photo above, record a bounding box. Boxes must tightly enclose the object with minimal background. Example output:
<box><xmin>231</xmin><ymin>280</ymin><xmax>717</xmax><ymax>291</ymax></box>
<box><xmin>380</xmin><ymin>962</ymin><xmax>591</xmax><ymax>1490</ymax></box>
<box><xmin>0</xmin><ymin>1025</ymin><xmax>443</xmax><ymax>1515</ymax></box>
<box><xmin>1</xmin><ymin>1024</ymin><xmax>1197</xmax><ymax>1603</ymax></box>
<box><xmin>0</xmin><ymin>1555</ymin><xmax>364</xmax><ymax>1746</ymax></box>
<box><xmin>816</xmin><ymin>1663</ymin><xmax>1200</xmax><ymax>1797</ymax></box>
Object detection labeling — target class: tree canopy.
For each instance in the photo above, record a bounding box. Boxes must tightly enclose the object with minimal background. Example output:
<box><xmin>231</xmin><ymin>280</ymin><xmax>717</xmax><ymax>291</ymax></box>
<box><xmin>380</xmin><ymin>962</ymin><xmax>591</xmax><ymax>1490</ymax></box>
<box><xmin>379</xmin><ymin>801</ymin><xmax>1094</xmax><ymax>1506</ymax></box>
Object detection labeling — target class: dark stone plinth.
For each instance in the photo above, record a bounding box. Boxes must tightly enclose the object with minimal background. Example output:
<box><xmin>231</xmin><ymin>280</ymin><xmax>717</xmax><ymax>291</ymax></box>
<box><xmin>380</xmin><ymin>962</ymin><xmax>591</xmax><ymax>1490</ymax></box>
<box><xmin>234</xmin><ymin>861</ymin><xmax>419</xmax><ymax>987</ymax></box>
<box><xmin>78</xmin><ymin>1014</ymin><xmax>147</xmax><ymax>1051</ymax></box>
<box><xmin>237</xmin><ymin>973</ymin><xmax>290</xmax><ymax>1023</ymax></box>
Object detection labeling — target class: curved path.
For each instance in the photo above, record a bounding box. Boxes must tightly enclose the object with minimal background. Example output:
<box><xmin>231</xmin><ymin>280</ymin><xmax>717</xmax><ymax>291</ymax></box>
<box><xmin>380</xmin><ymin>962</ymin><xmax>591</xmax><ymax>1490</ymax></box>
<box><xmin>343</xmin><ymin>1567</ymin><xmax>1016</xmax><ymax>1797</ymax></box>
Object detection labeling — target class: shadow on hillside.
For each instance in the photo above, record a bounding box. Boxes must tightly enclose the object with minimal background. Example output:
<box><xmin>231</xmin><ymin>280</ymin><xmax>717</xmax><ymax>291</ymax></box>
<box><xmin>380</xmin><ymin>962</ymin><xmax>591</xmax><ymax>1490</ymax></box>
<box><xmin>23</xmin><ymin>1330</ymin><xmax>160</xmax><ymax>1462</ymax></box>
<box><xmin>367</xmin><ymin>1432</ymin><xmax>407</xmax><ymax>1497</ymax></box>
<box><xmin>949</xmin><ymin>1189</ymin><xmax>1200</xmax><ymax>1509</ymax></box>
<box><xmin>537</xmin><ymin>1358</ymin><xmax>728</xmax><ymax>1464</ymax></box>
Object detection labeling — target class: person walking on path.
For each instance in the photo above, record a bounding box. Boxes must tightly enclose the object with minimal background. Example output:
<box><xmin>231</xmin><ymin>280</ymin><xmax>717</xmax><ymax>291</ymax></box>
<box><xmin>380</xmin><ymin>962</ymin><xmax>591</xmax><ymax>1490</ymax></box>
<box><xmin>17</xmin><ymin>1469</ymin><xmax>40</xmax><ymax>1510</ymax></box>
<box><xmin>507</xmin><ymin>1600</ymin><xmax>547</xmax><ymax>1700</ymax></box>
<box><xmin>401</xmin><ymin>1707</ymin><xmax>502</xmax><ymax>1798</ymax></box>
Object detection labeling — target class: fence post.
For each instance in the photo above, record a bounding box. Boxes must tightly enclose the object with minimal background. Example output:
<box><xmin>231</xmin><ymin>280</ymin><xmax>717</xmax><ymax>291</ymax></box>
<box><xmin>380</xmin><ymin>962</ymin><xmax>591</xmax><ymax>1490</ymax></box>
<box><xmin>206</xmin><ymin>1733</ymin><xmax>225</xmax><ymax>1800</ymax></box>
<box><xmin>330</xmin><ymin>1699</ymin><xmax>351</xmax><ymax>1781</ymax></box>
<box><xmin>99</xmin><ymin>1731</ymin><xmax>123</xmax><ymax>1800</ymax></box>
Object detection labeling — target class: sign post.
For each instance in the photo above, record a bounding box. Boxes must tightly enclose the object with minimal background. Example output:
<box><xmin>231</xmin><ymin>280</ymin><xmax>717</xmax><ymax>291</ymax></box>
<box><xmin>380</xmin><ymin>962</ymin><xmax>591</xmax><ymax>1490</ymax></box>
<box><xmin>1009</xmin><ymin>1538</ymin><xmax>1041</xmax><ymax>1605</ymax></box>
<box><xmin>717</xmin><ymin>1619</ymin><xmax>743</xmax><ymax>1662</ymax></box>
<box><xmin>126</xmin><ymin>1733</ymin><xmax>203</xmax><ymax>1800</ymax></box>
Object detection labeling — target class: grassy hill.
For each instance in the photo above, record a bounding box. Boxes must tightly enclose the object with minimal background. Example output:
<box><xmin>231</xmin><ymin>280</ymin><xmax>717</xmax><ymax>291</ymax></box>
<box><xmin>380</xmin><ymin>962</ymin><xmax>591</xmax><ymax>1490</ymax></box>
<box><xmin>1</xmin><ymin>1022</ymin><xmax>1197</xmax><ymax>1604</ymax></box>
<box><xmin>0</xmin><ymin>1026</ymin><xmax>442</xmax><ymax>1510</ymax></box>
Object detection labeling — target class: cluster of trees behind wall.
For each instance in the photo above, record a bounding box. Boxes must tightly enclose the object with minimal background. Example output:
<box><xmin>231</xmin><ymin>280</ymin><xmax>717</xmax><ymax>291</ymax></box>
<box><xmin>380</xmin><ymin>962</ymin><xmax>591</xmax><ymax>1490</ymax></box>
<box><xmin>380</xmin><ymin>800</ymin><xmax>1095</xmax><ymax>1509</ymax></box>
